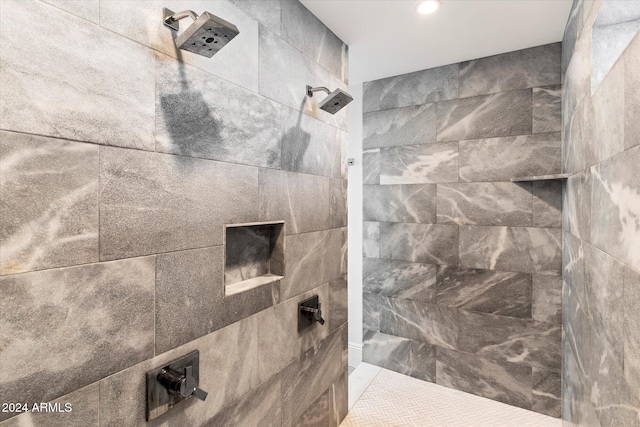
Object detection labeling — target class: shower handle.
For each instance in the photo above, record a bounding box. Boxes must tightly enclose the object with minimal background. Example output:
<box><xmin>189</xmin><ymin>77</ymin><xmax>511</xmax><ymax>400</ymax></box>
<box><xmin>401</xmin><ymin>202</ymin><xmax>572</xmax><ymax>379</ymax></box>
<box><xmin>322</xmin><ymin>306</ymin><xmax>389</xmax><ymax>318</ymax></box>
<box><xmin>301</xmin><ymin>304</ymin><xmax>325</xmax><ymax>325</ymax></box>
<box><xmin>158</xmin><ymin>365</ymin><xmax>208</xmax><ymax>401</ymax></box>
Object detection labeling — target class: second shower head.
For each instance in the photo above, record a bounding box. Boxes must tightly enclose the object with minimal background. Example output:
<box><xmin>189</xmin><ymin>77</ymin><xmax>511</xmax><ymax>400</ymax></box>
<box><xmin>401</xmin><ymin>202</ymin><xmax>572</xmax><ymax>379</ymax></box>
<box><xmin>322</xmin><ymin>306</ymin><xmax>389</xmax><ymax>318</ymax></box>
<box><xmin>163</xmin><ymin>8</ymin><xmax>239</xmax><ymax>58</ymax></box>
<box><xmin>306</xmin><ymin>85</ymin><xmax>353</xmax><ymax>114</ymax></box>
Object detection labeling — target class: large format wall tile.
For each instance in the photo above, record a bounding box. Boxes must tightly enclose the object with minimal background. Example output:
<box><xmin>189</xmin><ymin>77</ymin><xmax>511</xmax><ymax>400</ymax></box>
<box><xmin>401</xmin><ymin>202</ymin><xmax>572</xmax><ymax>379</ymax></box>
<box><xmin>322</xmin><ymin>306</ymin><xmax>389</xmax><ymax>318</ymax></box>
<box><xmin>278</xmin><ymin>228</ymin><xmax>346</xmax><ymax>300</ymax></box>
<box><xmin>363</xmin><ymin>258</ymin><xmax>437</xmax><ymax>302</ymax></box>
<box><xmin>363</xmin><ymin>330</ymin><xmax>436</xmax><ymax>382</ymax></box>
<box><xmin>436</xmin><ymin>90</ymin><xmax>532</xmax><ymax>142</ymax></box>
<box><xmin>533</xmin><ymin>85</ymin><xmax>562</xmax><ymax>134</ymax></box>
<box><xmin>99</xmin><ymin>0</ymin><xmax>259</xmax><ymax>93</ymax></box>
<box><xmin>436</xmin><ymin>266</ymin><xmax>532</xmax><ymax>318</ymax></box>
<box><xmin>563</xmin><ymin>167</ymin><xmax>593</xmax><ymax>240</ymax></box>
<box><xmin>458</xmin><ymin>310</ymin><xmax>561</xmax><ymax>371</ymax></box>
<box><xmin>532</xmin><ymin>368</ymin><xmax>561</xmax><ymax>418</ymax></box>
<box><xmin>0</xmin><ymin>258</ymin><xmax>154</xmax><ymax>419</ymax></box>
<box><xmin>204</xmin><ymin>373</ymin><xmax>282</xmax><ymax>427</ymax></box>
<box><xmin>532</xmin><ymin>181</ymin><xmax>563</xmax><ymax>228</ymax></box>
<box><xmin>257</xmin><ymin>284</ymin><xmax>330</xmax><ymax>381</ymax></box>
<box><xmin>623</xmin><ymin>265</ymin><xmax>640</xmax><ymax>397</ymax></box>
<box><xmin>363</xmin><ymin>64</ymin><xmax>459</xmax><ymax>111</ymax></box>
<box><xmin>330</xmin><ymin>178</ymin><xmax>348</xmax><ymax>229</ymax></box>
<box><xmin>436</xmin><ymin>182</ymin><xmax>533</xmax><ymax>226</ymax></box>
<box><xmin>281</xmin><ymin>109</ymin><xmax>345</xmax><ymax>178</ymax></box>
<box><xmin>380</xmin><ymin>297</ymin><xmax>458</xmax><ymax>349</ymax></box>
<box><xmin>459</xmin><ymin>133</ymin><xmax>562</xmax><ymax>182</ymax></box>
<box><xmin>294</xmin><ymin>388</ymin><xmax>332</xmax><ymax>427</ymax></box>
<box><xmin>280</xmin><ymin>0</ymin><xmax>347</xmax><ymax>81</ymax></box>
<box><xmin>99</xmin><ymin>147</ymin><xmax>259</xmax><ymax>260</ymax></box>
<box><xmin>590</xmin><ymin>145</ymin><xmax>640</xmax><ymax>271</ymax></box>
<box><xmin>363</xmin><ymin>104</ymin><xmax>436</xmax><ymax>149</ymax></box>
<box><xmin>259</xmin><ymin>168</ymin><xmax>330</xmax><ymax>234</ymax></box>
<box><xmin>532</xmin><ymin>275</ymin><xmax>562</xmax><ymax>325</ymax></box>
<box><xmin>363</xmin><ymin>148</ymin><xmax>380</xmax><ymax>184</ymax></box>
<box><xmin>363</xmin><ymin>221</ymin><xmax>380</xmax><ymax>258</ymax></box>
<box><xmin>379</xmin><ymin>223</ymin><xmax>459</xmax><ymax>265</ymax></box>
<box><xmin>329</xmin><ymin>276</ymin><xmax>348</xmax><ymax>333</ymax></box>
<box><xmin>229</xmin><ymin>0</ymin><xmax>281</xmax><ymax>35</ymax></box>
<box><xmin>363</xmin><ymin>184</ymin><xmax>436</xmax><ymax>223</ymax></box>
<box><xmin>0</xmin><ymin>0</ymin><xmax>155</xmax><ymax>150</ymax></box>
<box><xmin>458</xmin><ymin>43</ymin><xmax>561</xmax><ymax>98</ymax></box>
<box><xmin>98</xmin><ymin>316</ymin><xmax>259</xmax><ymax>427</ymax></box>
<box><xmin>259</xmin><ymin>27</ymin><xmax>347</xmax><ymax>131</ymax></box>
<box><xmin>380</xmin><ymin>142</ymin><xmax>459</xmax><ymax>185</ymax></box>
<box><xmin>625</xmin><ymin>31</ymin><xmax>640</xmax><ymax>151</ymax></box>
<box><xmin>459</xmin><ymin>226</ymin><xmax>562</xmax><ymax>275</ymax></box>
<box><xmin>436</xmin><ymin>348</ymin><xmax>532</xmax><ymax>409</ymax></box>
<box><xmin>155</xmin><ymin>55</ymin><xmax>287</xmax><ymax>168</ymax></box>
<box><xmin>363</xmin><ymin>80</ymin><xmax>383</xmax><ymax>113</ymax></box>
<box><xmin>0</xmin><ymin>132</ymin><xmax>98</xmax><ymax>275</ymax></box>
<box><xmin>363</xmin><ymin>292</ymin><xmax>381</xmax><ymax>331</ymax></box>
<box><xmin>41</xmin><ymin>0</ymin><xmax>99</xmax><ymax>23</ymax></box>
<box><xmin>280</xmin><ymin>328</ymin><xmax>345</xmax><ymax>427</ymax></box>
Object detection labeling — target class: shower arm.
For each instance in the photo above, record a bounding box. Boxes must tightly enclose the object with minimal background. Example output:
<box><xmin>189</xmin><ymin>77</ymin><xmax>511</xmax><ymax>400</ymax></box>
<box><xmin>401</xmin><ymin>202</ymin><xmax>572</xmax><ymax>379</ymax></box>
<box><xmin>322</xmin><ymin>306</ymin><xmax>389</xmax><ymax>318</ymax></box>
<box><xmin>163</xmin><ymin>9</ymin><xmax>199</xmax><ymax>31</ymax></box>
<box><xmin>306</xmin><ymin>85</ymin><xmax>331</xmax><ymax>97</ymax></box>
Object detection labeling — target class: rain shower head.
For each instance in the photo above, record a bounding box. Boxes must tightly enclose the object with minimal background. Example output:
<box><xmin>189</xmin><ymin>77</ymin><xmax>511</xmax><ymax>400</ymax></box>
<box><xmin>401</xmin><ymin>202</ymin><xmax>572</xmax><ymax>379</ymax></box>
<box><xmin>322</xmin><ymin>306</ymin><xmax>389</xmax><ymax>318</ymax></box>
<box><xmin>306</xmin><ymin>85</ymin><xmax>353</xmax><ymax>114</ymax></box>
<box><xmin>163</xmin><ymin>8</ymin><xmax>239</xmax><ymax>58</ymax></box>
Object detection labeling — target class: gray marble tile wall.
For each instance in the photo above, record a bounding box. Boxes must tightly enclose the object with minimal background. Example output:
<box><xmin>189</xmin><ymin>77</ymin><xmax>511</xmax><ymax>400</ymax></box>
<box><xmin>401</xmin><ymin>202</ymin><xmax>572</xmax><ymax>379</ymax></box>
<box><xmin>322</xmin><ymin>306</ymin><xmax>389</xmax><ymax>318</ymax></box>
<box><xmin>0</xmin><ymin>0</ymin><xmax>348</xmax><ymax>425</ymax></box>
<box><xmin>561</xmin><ymin>1</ymin><xmax>640</xmax><ymax>426</ymax></box>
<box><xmin>362</xmin><ymin>42</ymin><xmax>563</xmax><ymax>417</ymax></box>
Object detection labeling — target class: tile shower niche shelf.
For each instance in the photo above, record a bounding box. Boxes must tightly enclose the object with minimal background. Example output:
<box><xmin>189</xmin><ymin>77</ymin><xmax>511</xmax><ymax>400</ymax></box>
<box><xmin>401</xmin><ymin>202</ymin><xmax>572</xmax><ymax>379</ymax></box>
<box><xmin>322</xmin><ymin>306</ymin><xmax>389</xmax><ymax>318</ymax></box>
<box><xmin>224</xmin><ymin>221</ymin><xmax>285</xmax><ymax>296</ymax></box>
<box><xmin>510</xmin><ymin>173</ymin><xmax>570</xmax><ymax>182</ymax></box>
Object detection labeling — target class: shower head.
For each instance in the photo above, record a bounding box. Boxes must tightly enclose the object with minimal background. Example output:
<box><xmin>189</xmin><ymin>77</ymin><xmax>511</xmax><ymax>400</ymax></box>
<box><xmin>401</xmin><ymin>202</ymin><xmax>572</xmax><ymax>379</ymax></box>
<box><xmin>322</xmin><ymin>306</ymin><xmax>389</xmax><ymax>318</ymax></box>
<box><xmin>306</xmin><ymin>85</ymin><xmax>353</xmax><ymax>114</ymax></box>
<box><xmin>163</xmin><ymin>8</ymin><xmax>239</xmax><ymax>58</ymax></box>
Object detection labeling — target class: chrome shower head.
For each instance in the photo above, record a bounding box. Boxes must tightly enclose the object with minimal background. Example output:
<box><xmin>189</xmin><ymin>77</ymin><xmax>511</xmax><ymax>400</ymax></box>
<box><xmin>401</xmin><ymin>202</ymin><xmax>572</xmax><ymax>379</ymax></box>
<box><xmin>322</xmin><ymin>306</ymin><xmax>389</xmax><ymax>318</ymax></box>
<box><xmin>163</xmin><ymin>8</ymin><xmax>239</xmax><ymax>58</ymax></box>
<box><xmin>306</xmin><ymin>85</ymin><xmax>353</xmax><ymax>114</ymax></box>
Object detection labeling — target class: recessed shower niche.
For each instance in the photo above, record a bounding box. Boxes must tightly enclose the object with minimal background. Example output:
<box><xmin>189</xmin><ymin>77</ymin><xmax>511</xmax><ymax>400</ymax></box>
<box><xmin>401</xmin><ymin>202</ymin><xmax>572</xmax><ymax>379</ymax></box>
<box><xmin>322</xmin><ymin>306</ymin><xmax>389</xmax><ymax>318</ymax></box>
<box><xmin>223</xmin><ymin>221</ymin><xmax>285</xmax><ymax>296</ymax></box>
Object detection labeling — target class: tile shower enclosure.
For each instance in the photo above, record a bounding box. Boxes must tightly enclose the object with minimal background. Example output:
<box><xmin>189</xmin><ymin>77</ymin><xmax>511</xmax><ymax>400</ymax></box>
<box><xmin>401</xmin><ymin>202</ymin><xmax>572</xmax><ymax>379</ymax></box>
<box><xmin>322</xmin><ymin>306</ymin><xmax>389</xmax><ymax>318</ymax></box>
<box><xmin>361</xmin><ymin>43</ymin><xmax>564</xmax><ymax>417</ymax></box>
<box><xmin>0</xmin><ymin>0</ymin><xmax>348</xmax><ymax>426</ymax></box>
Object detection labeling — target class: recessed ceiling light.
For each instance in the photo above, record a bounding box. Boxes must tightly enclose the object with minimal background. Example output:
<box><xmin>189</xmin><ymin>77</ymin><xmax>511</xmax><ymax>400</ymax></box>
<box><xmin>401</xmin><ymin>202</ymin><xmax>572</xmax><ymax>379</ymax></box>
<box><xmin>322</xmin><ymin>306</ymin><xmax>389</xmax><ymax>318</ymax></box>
<box><xmin>416</xmin><ymin>0</ymin><xmax>441</xmax><ymax>15</ymax></box>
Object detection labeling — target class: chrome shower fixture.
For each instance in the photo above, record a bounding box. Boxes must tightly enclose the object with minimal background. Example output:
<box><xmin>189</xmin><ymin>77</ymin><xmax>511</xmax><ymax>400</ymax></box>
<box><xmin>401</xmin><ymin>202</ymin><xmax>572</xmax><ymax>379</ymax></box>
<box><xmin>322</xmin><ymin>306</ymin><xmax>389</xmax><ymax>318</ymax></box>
<box><xmin>306</xmin><ymin>85</ymin><xmax>353</xmax><ymax>114</ymax></box>
<box><xmin>163</xmin><ymin>8</ymin><xmax>239</xmax><ymax>58</ymax></box>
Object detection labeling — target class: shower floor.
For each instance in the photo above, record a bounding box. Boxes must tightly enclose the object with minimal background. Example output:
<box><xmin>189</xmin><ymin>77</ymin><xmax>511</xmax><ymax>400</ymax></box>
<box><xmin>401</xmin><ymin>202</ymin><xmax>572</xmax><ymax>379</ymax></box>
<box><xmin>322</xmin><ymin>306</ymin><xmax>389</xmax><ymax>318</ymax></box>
<box><xmin>341</xmin><ymin>363</ymin><xmax>561</xmax><ymax>427</ymax></box>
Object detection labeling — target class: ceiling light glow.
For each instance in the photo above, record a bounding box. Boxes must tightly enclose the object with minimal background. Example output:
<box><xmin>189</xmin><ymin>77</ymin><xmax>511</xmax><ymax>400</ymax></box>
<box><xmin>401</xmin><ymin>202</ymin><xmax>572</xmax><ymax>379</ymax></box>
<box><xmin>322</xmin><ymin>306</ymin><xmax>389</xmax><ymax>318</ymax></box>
<box><xmin>416</xmin><ymin>0</ymin><xmax>441</xmax><ymax>15</ymax></box>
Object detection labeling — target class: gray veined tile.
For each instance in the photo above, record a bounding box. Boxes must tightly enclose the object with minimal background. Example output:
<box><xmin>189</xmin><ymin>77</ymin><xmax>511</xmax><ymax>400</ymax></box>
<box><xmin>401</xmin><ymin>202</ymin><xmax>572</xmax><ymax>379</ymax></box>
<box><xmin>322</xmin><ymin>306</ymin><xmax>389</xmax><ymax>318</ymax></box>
<box><xmin>625</xmin><ymin>31</ymin><xmax>640</xmax><ymax>151</ymax></box>
<box><xmin>363</xmin><ymin>258</ymin><xmax>437</xmax><ymax>302</ymax></box>
<box><xmin>380</xmin><ymin>297</ymin><xmax>458</xmax><ymax>349</ymax></box>
<box><xmin>155</xmin><ymin>54</ymin><xmax>287</xmax><ymax>169</ymax></box>
<box><xmin>562</xmin><ymin>0</ymin><xmax>584</xmax><ymax>75</ymax></box>
<box><xmin>533</xmin><ymin>85</ymin><xmax>562</xmax><ymax>134</ymax></box>
<box><xmin>0</xmin><ymin>383</ymin><xmax>99</xmax><ymax>427</ymax></box>
<box><xmin>563</xmin><ymin>167</ymin><xmax>592</xmax><ymax>241</ymax></box>
<box><xmin>155</xmin><ymin>247</ymin><xmax>225</xmax><ymax>354</ymax></box>
<box><xmin>363</xmin><ymin>184</ymin><xmax>436</xmax><ymax>224</ymax></box>
<box><xmin>363</xmin><ymin>80</ymin><xmax>382</xmax><ymax>113</ymax></box>
<box><xmin>363</xmin><ymin>103</ymin><xmax>436</xmax><ymax>149</ymax></box>
<box><xmin>532</xmin><ymin>180</ymin><xmax>563</xmax><ymax>228</ymax></box>
<box><xmin>363</xmin><ymin>148</ymin><xmax>380</xmax><ymax>185</ymax></box>
<box><xmin>363</xmin><ymin>292</ymin><xmax>381</xmax><ymax>332</ymax></box>
<box><xmin>458</xmin><ymin>310</ymin><xmax>561</xmax><ymax>371</ymax></box>
<box><xmin>329</xmin><ymin>276</ymin><xmax>348</xmax><ymax>333</ymax></box>
<box><xmin>623</xmin><ymin>265</ymin><xmax>640</xmax><ymax>399</ymax></box>
<box><xmin>369</xmin><ymin>64</ymin><xmax>459</xmax><ymax>110</ymax></box>
<box><xmin>258</xmin><ymin>168</ymin><xmax>330</xmax><ymax>235</ymax></box>
<box><xmin>280</xmin><ymin>0</ymin><xmax>347</xmax><ymax>81</ymax></box>
<box><xmin>363</xmin><ymin>330</ymin><xmax>436</xmax><ymax>382</ymax></box>
<box><xmin>99</xmin><ymin>147</ymin><xmax>259</xmax><ymax>260</ymax></box>
<box><xmin>332</xmin><ymin>372</ymin><xmax>348</xmax><ymax>427</ymax></box>
<box><xmin>590</xmin><ymin>145</ymin><xmax>640</xmax><ymax>272</ymax></box>
<box><xmin>280</xmin><ymin>327</ymin><xmax>345</xmax><ymax>427</ymax></box>
<box><xmin>257</xmin><ymin>284</ymin><xmax>331</xmax><ymax>382</ymax></box>
<box><xmin>436</xmin><ymin>348</ymin><xmax>532</xmax><ymax>410</ymax></box>
<box><xmin>563</xmin><ymin>22</ymin><xmax>592</xmax><ymax>139</ymax></box>
<box><xmin>459</xmin><ymin>133</ymin><xmax>562</xmax><ymax>182</ymax></box>
<box><xmin>330</xmin><ymin>178</ymin><xmax>348</xmax><ymax>229</ymax></box>
<box><xmin>98</xmin><ymin>316</ymin><xmax>259</xmax><ymax>427</ymax></box>
<box><xmin>436</xmin><ymin>89</ymin><xmax>532</xmax><ymax>143</ymax></box>
<box><xmin>459</xmin><ymin>226</ymin><xmax>562</xmax><ymax>276</ymax></box>
<box><xmin>532</xmin><ymin>275</ymin><xmax>562</xmax><ymax>325</ymax></box>
<box><xmin>363</xmin><ymin>221</ymin><xmax>380</xmax><ymax>258</ymax></box>
<box><xmin>436</xmin><ymin>182</ymin><xmax>533</xmax><ymax>227</ymax></box>
<box><xmin>259</xmin><ymin>26</ymin><xmax>347</xmax><ymax>131</ymax></box>
<box><xmin>40</xmin><ymin>0</ymin><xmax>99</xmax><ymax>23</ymax></box>
<box><xmin>562</xmin><ymin>232</ymin><xmax>586</xmax><ymax>306</ymax></box>
<box><xmin>99</xmin><ymin>0</ymin><xmax>260</xmax><ymax>93</ymax></box>
<box><xmin>379</xmin><ymin>222</ymin><xmax>459</xmax><ymax>265</ymax></box>
<box><xmin>0</xmin><ymin>0</ymin><xmax>155</xmax><ymax>150</ymax></box>
<box><xmin>229</xmin><ymin>0</ymin><xmax>281</xmax><ymax>35</ymax></box>
<box><xmin>281</xmin><ymin>108</ymin><xmax>345</xmax><ymax>178</ymax></box>
<box><xmin>532</xmin><ymin>368</ymin><xmax>561</xmax><ymax>418</ymax></box>
<box><xmin>0</xmin><ymin>258</ymin><xmax>155</xmax><ymax>421</ymax></box>
<box><xmin>436</xmin><ymin>266</ymin><xmax>532</xmax><ymax>318</ymax></box>
<box><xmin>459</xmin><ymin>43</ymin><xmax>561</xmax><ymax>98</ymax></box>
<box><xmin>379</xmin><ymin>142</ymin><xmax>459</xmax><ymax>185</ymax></box>
<box><xmin>0</xmin><ymin>132</ymin><xmax>98</xmax><ymax>275</ymax></box>
<box><xmin>294</xmin><ymin>387</ymin><xmax>332</xmax><ymax>427</ymax></box>
<box><xmin>204</xmin><ymin>373</ymin><xmax>282</xmax><ymax>427</ymax></box>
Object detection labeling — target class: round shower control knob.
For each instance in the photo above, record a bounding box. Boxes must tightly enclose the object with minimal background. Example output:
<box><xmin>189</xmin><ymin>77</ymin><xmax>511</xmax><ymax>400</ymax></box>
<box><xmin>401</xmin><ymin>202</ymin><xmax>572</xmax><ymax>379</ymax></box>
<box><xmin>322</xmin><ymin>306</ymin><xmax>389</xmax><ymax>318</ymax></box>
<box><xmin>157</xmin><ymin>366</ymin><xmax>207</xmax><ymax>400</ymax></box>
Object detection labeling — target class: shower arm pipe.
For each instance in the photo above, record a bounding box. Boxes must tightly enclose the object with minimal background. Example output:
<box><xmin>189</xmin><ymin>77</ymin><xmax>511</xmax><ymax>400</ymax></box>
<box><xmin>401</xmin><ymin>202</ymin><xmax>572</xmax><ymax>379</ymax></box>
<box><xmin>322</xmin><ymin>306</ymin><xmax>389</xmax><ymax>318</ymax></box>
<box><xmin>306</xmin><ymin>85</ymin><xmax>331</xmax><ymax>97</ymax></box>
<box><xmin>164</xmin><ymin>10</ymin><xmax>199</xmax><ymax>29</ymax></box>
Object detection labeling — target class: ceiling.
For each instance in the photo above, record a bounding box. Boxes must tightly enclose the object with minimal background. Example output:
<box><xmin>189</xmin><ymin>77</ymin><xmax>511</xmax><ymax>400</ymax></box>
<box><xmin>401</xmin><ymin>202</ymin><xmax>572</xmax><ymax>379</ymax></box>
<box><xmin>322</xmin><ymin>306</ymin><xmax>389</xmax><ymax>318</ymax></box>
<box><xmin>300</xmin><ymin>0</ymin><xmax>573</xmax><ymax>84</ymax></box>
